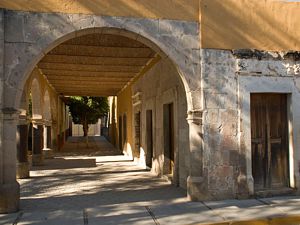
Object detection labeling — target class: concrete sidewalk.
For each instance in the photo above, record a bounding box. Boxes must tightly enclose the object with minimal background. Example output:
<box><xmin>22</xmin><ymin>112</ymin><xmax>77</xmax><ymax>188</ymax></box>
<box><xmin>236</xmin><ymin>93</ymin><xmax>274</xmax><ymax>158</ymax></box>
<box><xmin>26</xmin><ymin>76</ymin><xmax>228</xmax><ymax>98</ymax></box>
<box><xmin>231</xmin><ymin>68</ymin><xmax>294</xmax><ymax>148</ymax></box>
<box><xmin>1</xmin><ymin>136</ymin><xmax>300</xmax><ymax>225</ymax></box>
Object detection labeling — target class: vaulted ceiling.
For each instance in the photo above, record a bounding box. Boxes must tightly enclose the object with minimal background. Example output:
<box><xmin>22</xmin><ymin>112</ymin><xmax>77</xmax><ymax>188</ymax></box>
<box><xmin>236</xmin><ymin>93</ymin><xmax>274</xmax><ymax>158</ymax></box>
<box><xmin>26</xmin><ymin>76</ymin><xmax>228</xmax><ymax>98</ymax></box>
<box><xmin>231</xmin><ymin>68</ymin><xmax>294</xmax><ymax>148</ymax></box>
<box><xmin>38</xmin><ymin>33</ymin><xmax>157</xmax><ymax>96</ymax></box>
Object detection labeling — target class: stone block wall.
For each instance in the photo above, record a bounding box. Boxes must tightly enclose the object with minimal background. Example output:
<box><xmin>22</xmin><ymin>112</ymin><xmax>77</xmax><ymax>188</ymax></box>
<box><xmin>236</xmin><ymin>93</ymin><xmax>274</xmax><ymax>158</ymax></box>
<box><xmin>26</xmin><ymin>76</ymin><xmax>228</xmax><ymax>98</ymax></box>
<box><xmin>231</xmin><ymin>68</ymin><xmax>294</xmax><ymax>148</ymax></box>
<box><xmin>201</xmin><ymin>49</ymin><xmax>239</xmax><ymax>199</ymax></box>
<box><xmin>132</xmin><ymin>57</ymin><xmax>189</xmax><ymax>189</ymax></box>
<box><xmin>201</xmin><ymin>49</ymin><xmax>300</xmax><ymax>199</ymax></box>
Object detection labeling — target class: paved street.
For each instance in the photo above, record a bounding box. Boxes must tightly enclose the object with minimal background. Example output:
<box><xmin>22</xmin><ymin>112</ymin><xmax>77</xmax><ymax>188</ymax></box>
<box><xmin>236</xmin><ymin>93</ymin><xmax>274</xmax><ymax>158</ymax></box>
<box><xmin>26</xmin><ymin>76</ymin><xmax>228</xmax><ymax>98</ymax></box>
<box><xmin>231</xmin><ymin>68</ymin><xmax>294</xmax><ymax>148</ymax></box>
<box><xmin>1</xmin><ymin>136</ymin><xmax>300</xmax><ymax>225</ymax></box>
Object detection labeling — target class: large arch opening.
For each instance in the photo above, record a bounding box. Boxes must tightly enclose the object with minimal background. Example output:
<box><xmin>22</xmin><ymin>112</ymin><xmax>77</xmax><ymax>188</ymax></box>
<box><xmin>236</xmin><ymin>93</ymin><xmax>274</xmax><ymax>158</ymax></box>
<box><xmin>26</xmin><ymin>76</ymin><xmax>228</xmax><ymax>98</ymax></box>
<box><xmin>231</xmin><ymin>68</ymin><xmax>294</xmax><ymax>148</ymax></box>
<box><xmin>12</xmin><ymin>27</ymin><xmax>191</xmax><ymax>217</ymax></box>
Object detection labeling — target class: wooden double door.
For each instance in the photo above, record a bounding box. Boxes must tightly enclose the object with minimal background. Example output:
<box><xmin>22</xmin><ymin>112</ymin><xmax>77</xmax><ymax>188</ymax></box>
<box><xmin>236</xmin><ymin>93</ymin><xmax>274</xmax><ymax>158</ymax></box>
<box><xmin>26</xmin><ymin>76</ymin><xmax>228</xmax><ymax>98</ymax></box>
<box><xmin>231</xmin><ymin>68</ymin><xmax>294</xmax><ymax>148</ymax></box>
<box><xmin>251</xmin><ymin>94</ymin><xmax>289</xmax><ymax>190</ymax></box>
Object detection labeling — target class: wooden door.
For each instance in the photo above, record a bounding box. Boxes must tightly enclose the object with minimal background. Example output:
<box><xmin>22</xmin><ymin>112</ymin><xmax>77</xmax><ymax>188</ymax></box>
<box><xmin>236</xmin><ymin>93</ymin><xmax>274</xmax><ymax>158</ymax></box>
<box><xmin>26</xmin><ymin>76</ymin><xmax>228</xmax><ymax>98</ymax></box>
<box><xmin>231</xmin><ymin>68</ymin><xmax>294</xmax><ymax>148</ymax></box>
<box><xmin>146</xmin><ymin>110</ymin><xmax>153</xmax><ymax>168</ymax></box>
<box><xmin>123</xmin><ymin>114</ymin><xmax>127</xmax><ymax>145</ymax></box>
<box><xmin>134</xmin><ymin>112</ymin><xmax>141</xmax><ymax>155</ymax></box>
<box><xmin>118</xmin><ymin>116</ymin><xmax>122</xmax><ymax>150</ymax></box>
<box><xmin>163</xmin><ymin>103</ymin><xmax>175</xmax><ymax>175</ymax></box>
<box><xmin>251</xmin><ymin>94</ymin><xmax>289</xmax><ymax>190</ymax></box>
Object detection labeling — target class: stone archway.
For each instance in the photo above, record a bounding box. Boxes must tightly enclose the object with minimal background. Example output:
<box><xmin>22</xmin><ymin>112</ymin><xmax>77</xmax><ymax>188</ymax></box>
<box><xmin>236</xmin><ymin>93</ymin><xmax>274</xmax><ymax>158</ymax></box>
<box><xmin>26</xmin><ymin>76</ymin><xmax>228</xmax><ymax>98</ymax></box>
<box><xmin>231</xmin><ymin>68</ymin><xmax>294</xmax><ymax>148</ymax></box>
<box><xmin>43</xmin><ymin>90</ymin><xmax>51</xmax><ymax>122</ymax></box>
<box><xmin>31</xmin><ymin>78</ymin><xmax>42</xmax><ymax>120</ymax></box>
<box><xmin>42</xmin><ymin>90</ymin><xmax>53</xmax><ymax>158</ymax></box>
<box><xmin>0</xmin><ymin>10</ymin><xmax>204</xmax><ymax>213</ymax></box>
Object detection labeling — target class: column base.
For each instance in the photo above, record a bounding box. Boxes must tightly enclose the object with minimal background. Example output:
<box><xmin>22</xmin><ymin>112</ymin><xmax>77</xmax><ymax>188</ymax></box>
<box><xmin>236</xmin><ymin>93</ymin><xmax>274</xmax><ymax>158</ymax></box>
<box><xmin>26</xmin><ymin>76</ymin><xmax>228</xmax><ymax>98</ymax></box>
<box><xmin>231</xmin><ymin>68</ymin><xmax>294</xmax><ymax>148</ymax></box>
<box><xmin>0</xmin><ymin>181</ymin><xmax>20</xmax><ymax>213</ymax></box>
<box><xmin>237</xmin><ymin>174</ymin><xmax>253</xmax><ymax>199</ymax></box>
<box><xmin>43</xmin><ymin>148</ymin><xmax>54</xmax><ymax>159</ymax></box>
<box><xmin>187</xmin><ymin>176</ymin><xmax>210</xmax><ymax>201</ymax></box>
<box><xmin>32</xmin><ymin>154</ymin><xmax>44</xmax><ymax>166</ymax></box>
<box><xmin>28</xmin><ymin>154</ymin><xmax>32</xmax><ymax>166</ymax></box>
<box><xmin>16</xmin><ymin>162</ymin><xmax>30</xmax><ymax>179</ymax></box>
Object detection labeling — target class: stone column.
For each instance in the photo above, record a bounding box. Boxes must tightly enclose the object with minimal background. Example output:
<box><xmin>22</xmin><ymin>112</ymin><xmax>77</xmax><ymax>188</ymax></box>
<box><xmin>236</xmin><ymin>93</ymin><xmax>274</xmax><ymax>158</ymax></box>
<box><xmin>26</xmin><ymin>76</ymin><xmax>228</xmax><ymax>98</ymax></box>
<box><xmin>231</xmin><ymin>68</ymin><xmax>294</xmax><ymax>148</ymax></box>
<box><xmin>186</xmin><ymin>110</ymin><xmax>209</xmax><ymax>201</ymax></box>
<box><xmin>61</xmin><ymin>131</ymin><xmax>65</xmax><ymax>148</ymax></box>
<box><xmin>51</xmin><ymin>121</ymin><xmax>58</xmax><ymax>151</ymax></box>
<box><xmin>32</xmin><ymin>120</ymin><xmax>44</xmax><ymax>166</ymax></box>
<box><xmin>43</xmin><ymin>123</ymin><xmax>53</xmax><ymax>159</ymax></box>
<box><xmin>0</xmin><ymin>108</ymin><xmax>20</xmax><ymax>213</ymax></box>
<box><xmin>16</xmin><ymin>115</ymin><xmax>29</xmax><ymax>178</ymax></box>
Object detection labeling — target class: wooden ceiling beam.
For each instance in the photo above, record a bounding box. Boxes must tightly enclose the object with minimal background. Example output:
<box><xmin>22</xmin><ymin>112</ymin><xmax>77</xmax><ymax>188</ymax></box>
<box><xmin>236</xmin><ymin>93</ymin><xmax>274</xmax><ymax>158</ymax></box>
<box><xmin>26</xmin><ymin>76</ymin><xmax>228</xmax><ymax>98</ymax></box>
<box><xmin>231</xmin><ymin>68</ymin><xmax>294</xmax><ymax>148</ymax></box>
<box><xmin>50</xmin><ymin>81</ymin><xmax>126</xmax><ymax>86</ymax></box>
<box><xmin>40</xmin><ymin>55</ymin><xmax>153</xmax><ymax>66</ymax></box>
<box><xmin>40</xmin><ymin>69</ymin><xmax>136</xmax><ymax>77</ymax></box>
<box><xmin>47</xmin><ymin>76</ymin><xmax>130</xmax><ymax>82</ymax></box>
<box><xmin>48</xmin><ymin>44</ymin><xmax>155</xmax><ymax>58</ymax></box>
<box><xmin>63</xmin><ymin>34</ymin><xmax>145</xmax><ymax>48</ymax></box>
<box><xmin>38</xmin><ymin>62</ymin><xmax>141</xmax><ymax>73</ymax></box>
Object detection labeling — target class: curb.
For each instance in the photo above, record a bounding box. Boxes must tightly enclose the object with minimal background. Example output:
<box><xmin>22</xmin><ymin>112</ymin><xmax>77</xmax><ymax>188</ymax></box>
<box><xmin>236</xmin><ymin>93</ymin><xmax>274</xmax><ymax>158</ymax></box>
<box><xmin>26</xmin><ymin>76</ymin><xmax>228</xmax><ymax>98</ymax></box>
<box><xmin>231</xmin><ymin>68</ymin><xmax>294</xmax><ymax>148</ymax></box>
<box><xmin>193</xmin><ymin>215</ymin><xmax>300</xmax><ymax>225</ymax></box>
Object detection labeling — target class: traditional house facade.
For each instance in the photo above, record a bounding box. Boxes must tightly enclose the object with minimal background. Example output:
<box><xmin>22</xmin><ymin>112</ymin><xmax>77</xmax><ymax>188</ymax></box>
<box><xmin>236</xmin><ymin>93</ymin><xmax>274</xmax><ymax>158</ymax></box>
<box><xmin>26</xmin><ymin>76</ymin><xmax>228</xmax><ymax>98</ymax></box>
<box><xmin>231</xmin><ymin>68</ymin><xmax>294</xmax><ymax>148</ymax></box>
<box><xmin>1</xmin><ymin>0</ymin><xmax>300</xmax><ymax>213</ymax></box>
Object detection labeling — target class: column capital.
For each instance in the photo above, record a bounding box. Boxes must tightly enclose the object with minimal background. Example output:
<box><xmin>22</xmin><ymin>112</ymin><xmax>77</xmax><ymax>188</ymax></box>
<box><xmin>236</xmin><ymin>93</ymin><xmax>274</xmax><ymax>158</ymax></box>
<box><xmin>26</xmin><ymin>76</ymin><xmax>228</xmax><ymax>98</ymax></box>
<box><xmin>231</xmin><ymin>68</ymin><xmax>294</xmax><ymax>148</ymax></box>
<box><xmin>186</xmin><ymin>110</ymin><xmax>203</xmax><ymax>125</ymax></box>
<box><xmin>0</xmin><ymin>107</ymin><xmax>20</xmax><ymax>120</ymax></box>
<box><xmin>44</xmin><ymin>119</ymin><xmax>52</xmax><ymax>126</ymax></box>
<box><xmin>18</xmin><ymin>114</ymin><xmax>30</xmax><ymax>125</ymax></box>
<box><xmin>31</xmin><ymin>119</ymin><xmax>44</xmax><ymax>126</ymax></box>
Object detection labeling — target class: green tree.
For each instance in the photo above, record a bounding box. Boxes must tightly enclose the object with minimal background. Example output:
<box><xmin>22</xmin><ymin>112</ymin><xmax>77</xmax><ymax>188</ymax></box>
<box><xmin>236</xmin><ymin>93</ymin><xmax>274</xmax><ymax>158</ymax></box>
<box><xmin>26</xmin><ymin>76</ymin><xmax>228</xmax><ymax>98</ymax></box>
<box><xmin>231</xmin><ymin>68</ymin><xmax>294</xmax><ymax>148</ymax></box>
<box><xmin>67</xmin><ymin>96</ymin><xmax>109</xmax><ymax>142</ymax></box>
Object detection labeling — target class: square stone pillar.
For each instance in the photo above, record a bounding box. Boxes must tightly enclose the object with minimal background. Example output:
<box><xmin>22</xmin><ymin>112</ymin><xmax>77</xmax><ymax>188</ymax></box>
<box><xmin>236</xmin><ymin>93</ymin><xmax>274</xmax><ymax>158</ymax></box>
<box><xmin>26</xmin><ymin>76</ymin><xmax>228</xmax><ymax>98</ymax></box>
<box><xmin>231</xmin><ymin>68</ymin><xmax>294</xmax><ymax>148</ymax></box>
<box><xmin>0</xmin><ymin>108</ymin><xmax>20</xmax><ymax>213</ymax></box>
<box><xmin>32</xmin><ymin>120</ymin><xmax>44</xmax><ymax>166</ymax></box>
<box><xmin>51</xmin><ymin>121</ymin><xmax>58</xmax><ymax>151</ymax></box>
<box><xmin>43</xmin><ymin>123</ymin><xmax>53</xmax><ymax>159</ymax></box>
<box><xmin>186</xmin><ymin>110</ymin><xmax>209</xmax><ymax>201</ymax></box>
<box><xmin>16</xmin><ymin>115</ymin><xmax>30</xmax><ymax>178</ymax></box>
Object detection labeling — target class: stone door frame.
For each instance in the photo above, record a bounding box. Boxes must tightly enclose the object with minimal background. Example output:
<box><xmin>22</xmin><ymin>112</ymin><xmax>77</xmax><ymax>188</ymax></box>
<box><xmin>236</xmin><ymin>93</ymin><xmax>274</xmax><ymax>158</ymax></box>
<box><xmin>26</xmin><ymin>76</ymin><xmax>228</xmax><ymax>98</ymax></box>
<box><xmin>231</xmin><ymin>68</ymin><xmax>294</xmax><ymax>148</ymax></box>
<box><xmin>239</xmin><ymin>76</ymin><xmax>298</xmax><ymax>194</ymax></box>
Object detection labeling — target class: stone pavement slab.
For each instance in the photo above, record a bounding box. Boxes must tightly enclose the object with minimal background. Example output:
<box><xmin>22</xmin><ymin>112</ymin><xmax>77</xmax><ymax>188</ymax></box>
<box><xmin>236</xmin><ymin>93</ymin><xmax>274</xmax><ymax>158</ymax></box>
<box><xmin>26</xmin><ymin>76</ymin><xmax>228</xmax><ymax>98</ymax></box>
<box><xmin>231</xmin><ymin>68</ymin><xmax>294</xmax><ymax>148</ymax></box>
<box><xmin>202</xmin><ymin>199</ymin><xmax>286</xmax><ymax>221</ymax></box>
<box><xmin>258</xmin><ymin>196</ymin><xmax>300</xmax><ymax>216</ymax></box>
<box><xmin>150</xmin><ymin>202</ymin><xmax>224</xmax><ymax>225</ymax></box>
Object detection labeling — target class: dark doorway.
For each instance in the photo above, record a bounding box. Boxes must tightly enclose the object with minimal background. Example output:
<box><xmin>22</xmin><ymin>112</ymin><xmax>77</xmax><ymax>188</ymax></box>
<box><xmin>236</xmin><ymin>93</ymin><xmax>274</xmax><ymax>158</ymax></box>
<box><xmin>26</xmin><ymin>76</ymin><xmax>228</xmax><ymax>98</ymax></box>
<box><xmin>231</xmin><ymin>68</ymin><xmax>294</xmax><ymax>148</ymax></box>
<box><xmin>251</xmin><ymin>93</ymin><xmax>289</xmax><ymax>190</ymax></box>
<box><xmin>134</xmin><ymin>112</ymin><xmax>141</xmax><ymax>156</ymax></box>
<box><xmin>146</xmin><ymin>110</ymin><xmax>153</xmax><ymax>168</ymax></box>
<box><xmin>163</xmin><ymin>103</ymin><xmax>175</xmax><ymax>175</ymax></box>
<box><xmin>123</xmin><ymin>114</ymin><xmax>127</xmax><ymax>150</ymax></box>
<box><xmin>28</xmin><ymin>123</ymin><xmax>33</xmax><ymax>154</ymax></box>
<box><xmin>118</xmin><ymin>116</ymin><xmax>122</xmax><ymax>151</ymax></box>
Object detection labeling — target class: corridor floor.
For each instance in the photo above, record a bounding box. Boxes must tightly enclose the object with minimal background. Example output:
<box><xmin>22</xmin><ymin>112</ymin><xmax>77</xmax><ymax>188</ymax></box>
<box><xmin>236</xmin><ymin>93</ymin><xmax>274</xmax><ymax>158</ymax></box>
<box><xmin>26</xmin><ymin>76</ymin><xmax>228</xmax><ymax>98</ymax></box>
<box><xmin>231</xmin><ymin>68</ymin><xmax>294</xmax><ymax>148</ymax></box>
<box><xmin>1</xmin><ymin>136</ymin><xmax>300</xmax><ymax>225</ymax></box>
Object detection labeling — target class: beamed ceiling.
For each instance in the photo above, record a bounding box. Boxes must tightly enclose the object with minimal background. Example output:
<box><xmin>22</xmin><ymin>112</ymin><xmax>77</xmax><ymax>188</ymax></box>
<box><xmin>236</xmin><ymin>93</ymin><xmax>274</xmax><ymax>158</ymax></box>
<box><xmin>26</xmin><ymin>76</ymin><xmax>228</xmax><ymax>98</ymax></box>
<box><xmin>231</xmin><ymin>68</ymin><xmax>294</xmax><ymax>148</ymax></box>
<box><xmin>38</xmin><ymin>33</ymin><xmax>157</xmax><ymax>96</ymax></box>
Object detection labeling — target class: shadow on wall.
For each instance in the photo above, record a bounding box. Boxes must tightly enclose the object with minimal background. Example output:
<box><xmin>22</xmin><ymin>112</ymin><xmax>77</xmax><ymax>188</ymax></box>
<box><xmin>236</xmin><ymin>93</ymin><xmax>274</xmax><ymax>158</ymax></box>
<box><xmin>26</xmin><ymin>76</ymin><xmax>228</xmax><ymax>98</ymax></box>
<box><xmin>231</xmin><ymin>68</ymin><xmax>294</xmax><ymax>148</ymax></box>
<box><xmin>201</xmin><ymin>0</ymin><xmax>300</xmax><ymax>50</ymax></box>
<box><xmin>0</xmin><ymin>0</ymin><xmax>199</xmax><ymax>21</ymax></box>
<box><xmin>108</xmin><ymin>97</ymin><xmax>117</xmax><ymax>146</ymax></box>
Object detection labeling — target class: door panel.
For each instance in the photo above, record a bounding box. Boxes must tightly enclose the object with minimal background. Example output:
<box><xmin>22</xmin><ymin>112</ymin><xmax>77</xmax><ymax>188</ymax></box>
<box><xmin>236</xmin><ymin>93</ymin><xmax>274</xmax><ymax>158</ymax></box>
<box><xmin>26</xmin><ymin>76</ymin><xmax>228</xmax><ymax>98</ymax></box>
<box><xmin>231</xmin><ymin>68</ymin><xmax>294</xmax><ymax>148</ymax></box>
<box><xmin>146</xmin><ymin>110</ymin><xmax>153</xmax><ymax>168</ymax></box>
<box><xmin>118</xmin><ymin>116</ymin><xmax>122</xmax><ymax>150</ymax></box>
<box><xmin>251</xmin><ymin>94</ymin><xmax>289</xmax><ymax>190</ymax></box>
<box><xmin>134</xmin><ymin>112</ymin><xmax>141</xmax><ymax>155</ymax></box>
<box><xmin>163</xmin><ymin>103</ymin><xmax>174</xmax><ymax>175</ymax></box>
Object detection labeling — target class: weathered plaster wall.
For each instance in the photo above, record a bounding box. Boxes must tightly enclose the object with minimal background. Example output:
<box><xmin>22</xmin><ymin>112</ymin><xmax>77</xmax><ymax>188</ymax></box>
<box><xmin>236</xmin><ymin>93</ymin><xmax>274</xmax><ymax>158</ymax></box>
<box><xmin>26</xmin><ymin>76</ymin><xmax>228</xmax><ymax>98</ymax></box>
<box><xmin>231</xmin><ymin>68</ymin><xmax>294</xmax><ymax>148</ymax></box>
<box><xmin>132</xmin><ymin>58</ymin><xmax>189</xmax><ymax>188</ymax></box>
<box><xmin>0</xmin><ymin>0</ymin><xmax>199</xmax><ymax>22</ymax></box>
<box><xmin>202</xmin><ymin>48</ymin><xmax>300</xmax><ymax>199</ymax></box>
<box><xmin>117</xmin><ymin>85</ymin><xmax>134</xmax><ymax>158</ymax></box>
<box><xmin>200</xmin><ymin>0</ymin><xmax>300</xmax><ymax>51</ymax></box>
<box><xmin>108</xmin><ymin>96</ymin><xmax>117</xmax><ymax>146</ymax></box>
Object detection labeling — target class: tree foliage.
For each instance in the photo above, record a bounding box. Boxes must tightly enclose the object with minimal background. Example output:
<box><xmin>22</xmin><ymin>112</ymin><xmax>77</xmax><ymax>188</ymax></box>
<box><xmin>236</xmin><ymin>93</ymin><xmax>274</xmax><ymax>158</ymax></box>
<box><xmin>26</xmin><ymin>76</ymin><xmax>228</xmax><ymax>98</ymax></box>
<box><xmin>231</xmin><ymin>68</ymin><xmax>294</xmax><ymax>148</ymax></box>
<box><xmin>67</xmin><ymin>96</ymin><xmax>109</xmax><ymax>137</ymax></box>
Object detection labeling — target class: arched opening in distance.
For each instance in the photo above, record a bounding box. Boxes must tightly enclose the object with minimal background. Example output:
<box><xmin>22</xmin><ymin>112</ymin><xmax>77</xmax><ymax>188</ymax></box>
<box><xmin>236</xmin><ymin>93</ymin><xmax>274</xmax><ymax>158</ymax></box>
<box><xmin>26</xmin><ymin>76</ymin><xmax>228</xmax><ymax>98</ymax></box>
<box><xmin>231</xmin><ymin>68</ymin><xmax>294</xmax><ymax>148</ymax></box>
<box><xmin>43</xmin><ymin>90</ymin><xmax>51</xmax><ymax>122</ymax></box>
<box><xmin>30</xmin><ymin>78</ymin><xmax>42</xmax><ymax>120</ymax></box>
